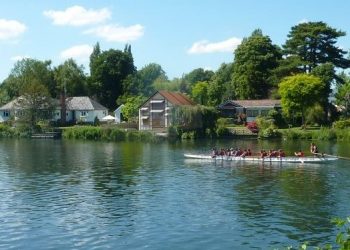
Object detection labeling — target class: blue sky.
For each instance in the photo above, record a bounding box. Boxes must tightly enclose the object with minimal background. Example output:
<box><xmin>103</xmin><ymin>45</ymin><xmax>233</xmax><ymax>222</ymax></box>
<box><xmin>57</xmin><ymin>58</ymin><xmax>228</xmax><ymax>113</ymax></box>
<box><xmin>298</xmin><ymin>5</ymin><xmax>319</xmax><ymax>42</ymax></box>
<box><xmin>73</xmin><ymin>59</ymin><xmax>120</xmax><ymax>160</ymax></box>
<box><xmin>1</xmin><ymin>0</ymin><xmax>350</xmax><ymax>82</ymax></box>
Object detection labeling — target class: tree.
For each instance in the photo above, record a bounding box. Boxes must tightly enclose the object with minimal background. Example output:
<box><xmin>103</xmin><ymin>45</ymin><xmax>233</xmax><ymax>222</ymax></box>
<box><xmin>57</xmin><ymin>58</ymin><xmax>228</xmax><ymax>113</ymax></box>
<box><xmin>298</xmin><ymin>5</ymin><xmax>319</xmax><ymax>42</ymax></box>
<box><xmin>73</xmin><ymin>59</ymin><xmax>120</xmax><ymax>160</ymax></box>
<box><xmin>89</xmin><ymin>48</ymin><xmax>136</xmax><ymax>110</ymax></box>
<box><xmin>279</xmin><ymin>74</ymin><xmax>325</xmax><ymax>125</ymax></box>
<box><xmin>89</xmin><ymin>42</ymin><xmax>101</xmax><ymax>75</ymax></box>
<box><xmin>184</xmin><ymin>68</ymin><xmax>214</xmax><ymax>88</ymax></box>
<box><xmin>137</xmin><ymin>63</ymin><xmax>168</xmax><ymax>96</ymax></box>
<box><xmin>1</xmin><ymin>58</ymin><xmax>55</xmax><ymax>99</ymax></box>
<box><xmin>283</xmin><ymin>21</ymin><xmax>350</xmax><ymax>73</ymax></box>
<box><xmin>54</xmin><ymin>59</ymin><xmax>87</xmax><ymax>97</ymax></box>
<box><xmin>335</xmin><ymin>73</ymin><xmax>350</xmax><ymax>117</ymax></box>
<box><xmin>207</xmin><ymin>63</ymin><xmax>234</xmax><ymax>106</ymax></box>
<box><xmin>121</xmin><ymin>95</ymin><xmax>146</xmax><ymax>122</ymax></box>
<box><xmin>232</xmin><ymin>29</ymin><xmax>281</xmax><ymax>99</ymax></box>
<box><xmin>16</xmin><ymin>80</ymin><xmax>54</xmax><ymax>130</ymax></box>
<box><xmin>191</xmin><ymin>81</ymin><xmax>209</xmax><ymax>105</ymax></box>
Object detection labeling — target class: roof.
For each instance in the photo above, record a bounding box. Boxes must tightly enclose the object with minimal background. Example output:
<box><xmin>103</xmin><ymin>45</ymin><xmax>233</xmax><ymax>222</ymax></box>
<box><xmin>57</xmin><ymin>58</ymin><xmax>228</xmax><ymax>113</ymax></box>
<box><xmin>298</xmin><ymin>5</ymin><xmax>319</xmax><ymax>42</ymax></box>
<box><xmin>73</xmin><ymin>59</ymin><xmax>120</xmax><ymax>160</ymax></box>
<box><xmin>218</xmin><ymin>99</ymin><xmax>281</xmax><ymax>109</ymax></box>
<box><xmin>0</xmin><ymin>96</ymin><xmax>60</xmax><ymax>110</ymax></box>
<box><xmin>65</xmin><ymin>96</ymin><xmax>107</xmax><ymax>111</ymax></box>
<box><xmin>158</xmin><ymin>91</ymin><xmax>195</xmax><ymax>106</ymax></box>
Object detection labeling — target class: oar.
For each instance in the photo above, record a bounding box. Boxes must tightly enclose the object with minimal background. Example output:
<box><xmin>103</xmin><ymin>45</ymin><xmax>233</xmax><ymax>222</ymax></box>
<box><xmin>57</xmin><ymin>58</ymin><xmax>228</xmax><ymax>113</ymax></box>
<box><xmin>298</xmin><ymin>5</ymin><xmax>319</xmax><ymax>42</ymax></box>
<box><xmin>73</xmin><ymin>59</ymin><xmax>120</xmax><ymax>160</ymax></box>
<box><xmin>314</xmin><ymin>152</ymin><xmax>350</xmax><ymax>160</ymax></box>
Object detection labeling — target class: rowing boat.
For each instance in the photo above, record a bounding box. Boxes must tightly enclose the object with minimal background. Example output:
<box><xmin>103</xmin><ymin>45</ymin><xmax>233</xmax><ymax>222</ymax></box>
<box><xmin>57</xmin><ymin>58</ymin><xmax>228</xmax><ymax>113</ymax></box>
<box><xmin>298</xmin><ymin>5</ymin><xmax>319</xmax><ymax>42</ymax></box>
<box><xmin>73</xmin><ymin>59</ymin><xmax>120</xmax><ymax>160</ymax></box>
<box><xmin>184</xmin><ymin>154</ymin><xmax>338</xmax><ymax>163</ymax></box>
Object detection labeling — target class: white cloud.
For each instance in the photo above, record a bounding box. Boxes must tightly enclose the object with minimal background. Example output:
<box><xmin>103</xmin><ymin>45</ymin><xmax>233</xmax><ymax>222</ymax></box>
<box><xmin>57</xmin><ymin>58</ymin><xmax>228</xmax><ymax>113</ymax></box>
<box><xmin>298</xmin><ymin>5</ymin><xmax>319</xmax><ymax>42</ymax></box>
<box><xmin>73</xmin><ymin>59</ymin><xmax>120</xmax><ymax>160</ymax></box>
<box><xmin>187</xmin><ymin>37</ymin><xmax>242</xmax><ymax>54</ymax></box>
<box><xmin>0</xmin><ymin>19</ymin><xmax>26</xmax><ymax>40</ymax></box>
<box><xmin>11</xmin><ymin>55</ymin><xmax>30</xmax><ymax>61</ymax></box>
<box><xmin>84</xmin><ymin>24</ymin><xmax>144</xmax><ymax>42</ymax></box>
<box><xmin>60</xmin><ymin>44</ymin><xmax>93</xmax><ymax>62</ymax></box>
<box><xmin>43</xmin><ymin>5</ymin><xmax>111</xmax><ymax>26</ymax></box>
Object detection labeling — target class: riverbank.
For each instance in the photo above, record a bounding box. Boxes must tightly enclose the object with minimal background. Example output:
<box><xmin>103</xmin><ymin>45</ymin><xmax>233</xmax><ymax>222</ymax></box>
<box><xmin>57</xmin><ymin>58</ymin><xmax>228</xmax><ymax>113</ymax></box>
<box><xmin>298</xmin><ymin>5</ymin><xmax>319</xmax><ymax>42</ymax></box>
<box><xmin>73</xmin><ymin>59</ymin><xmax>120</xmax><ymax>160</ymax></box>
<box><xmin>1</xmin><ymin>124</ymin><xmax>350</xmax><ymax>142</ymax></box>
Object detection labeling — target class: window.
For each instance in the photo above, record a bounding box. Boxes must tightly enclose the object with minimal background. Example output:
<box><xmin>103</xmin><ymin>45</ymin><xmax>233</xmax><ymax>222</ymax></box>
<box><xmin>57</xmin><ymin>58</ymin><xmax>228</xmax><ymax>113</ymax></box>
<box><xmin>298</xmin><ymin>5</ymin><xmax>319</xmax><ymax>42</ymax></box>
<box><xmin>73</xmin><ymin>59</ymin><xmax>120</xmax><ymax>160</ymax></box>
<box><xmin>3</xmin><ymin>111</ymin><xmax>9</xmax><ymax>117</ymax></box>
<box><xmin>81</xmin><ymin>111</ymin><xmax>88</xmax><ymax>116</ymax></box>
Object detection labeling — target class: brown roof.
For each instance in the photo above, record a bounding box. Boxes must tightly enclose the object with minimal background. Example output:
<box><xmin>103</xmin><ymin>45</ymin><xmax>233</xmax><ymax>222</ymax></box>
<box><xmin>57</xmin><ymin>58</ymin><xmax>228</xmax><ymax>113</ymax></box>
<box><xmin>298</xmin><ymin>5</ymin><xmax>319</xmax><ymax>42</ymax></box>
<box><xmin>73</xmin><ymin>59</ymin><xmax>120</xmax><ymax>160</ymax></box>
<box><xmin>219</xmin><ymin>99</ymin><xmax>281</xmax><ymax>108</ymax></box>
<box><xmin>159</xmin><ymin>91</ymin><xmax>195</xmax><ymax>106</ymax></box>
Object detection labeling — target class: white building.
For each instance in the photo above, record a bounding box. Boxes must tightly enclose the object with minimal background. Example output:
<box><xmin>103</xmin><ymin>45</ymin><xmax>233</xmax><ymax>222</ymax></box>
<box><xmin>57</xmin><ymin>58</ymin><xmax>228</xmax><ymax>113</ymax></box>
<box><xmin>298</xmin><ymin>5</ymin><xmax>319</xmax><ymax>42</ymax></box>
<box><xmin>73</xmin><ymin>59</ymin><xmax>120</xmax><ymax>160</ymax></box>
<box><xmin>114</xmin><ymin>104</ymin><xmax>124</xmax><ymax>124</ymax></box>
<box><xmin>0</xmin><ymin>96</ymin><xmax>108</xmax><ymax>124</ymax></box>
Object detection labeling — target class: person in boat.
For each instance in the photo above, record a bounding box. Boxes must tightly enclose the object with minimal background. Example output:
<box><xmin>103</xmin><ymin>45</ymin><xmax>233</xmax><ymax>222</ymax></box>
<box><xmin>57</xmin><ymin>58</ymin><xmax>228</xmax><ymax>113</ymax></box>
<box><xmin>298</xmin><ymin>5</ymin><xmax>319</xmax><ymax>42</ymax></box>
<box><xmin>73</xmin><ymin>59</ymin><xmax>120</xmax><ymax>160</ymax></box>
<box><xmin>260</xmin><ymin>150</ymin><xmax>267</xmax><ymax>158</ymax></box>
<box><xmin>247</xmin><ymin>149</ymin><xmax>252</xmax><ymax>156</ymax></box>
<box><xmin>267</xmin><ymin>149</ymin><xmax>277</xmax><ymax>157</ymax></box>
<box><xmin>211</xmin><ymin>148</ymin><xmax>217</xmax><ymax>157</ymax></box>
<box><xmin>310</xmin><ymin>143</ymin><xmax>318</xmax><ymax>154</ymax></box>
<box><xmin>294</xmin><ymin>150</ymin><xmax>304</xmax><ymax>157</ymax></box>
<box><xmin>278</xmin><ymin>149</ymin><xmax>286</xmax><ymax>158</ymax></box>
<box><xmin>241</xmin><ymin>149</ymin><xmax>248</xmax><ymax>158</ymax></box>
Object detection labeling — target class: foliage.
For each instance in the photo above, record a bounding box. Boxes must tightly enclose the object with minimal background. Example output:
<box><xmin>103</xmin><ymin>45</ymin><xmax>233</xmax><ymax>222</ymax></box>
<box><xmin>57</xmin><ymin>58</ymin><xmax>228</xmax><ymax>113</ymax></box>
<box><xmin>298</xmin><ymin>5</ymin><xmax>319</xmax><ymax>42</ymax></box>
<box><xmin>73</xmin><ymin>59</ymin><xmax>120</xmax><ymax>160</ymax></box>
<box><xmin>283</xmin><ymin>21</ymin><xmax>350</xmax><ymax>73</ymax></box>
<box><xmin>279</xmin><ymin>74</ymin><xmax>325</xmax><ymax>125</ymax></box>
<box><xmin>232</xmin><ymin>29</ymin><xmax>281</xmax><ymax>99</ymax></box>
<box><xmin>1</xmin><ymin>58</ymin><xmax>55</xmax><ymax>100</ymax></box>
<box><xmin>191</xmin><ymin>81</ymin><xmax>209</xmax><ymax>105</ymax></box>
<box><xmin>335</xmin><ymin>74</ymin><xmax>350</xmax><ymax>117</ymax></box>
<box><xmin>171</xmin><ymin>105</ymin><xmax>218</xmax><ymax>137</ymax></box>
<box><xmin>267</xmin><ymin>109</ymin><xmax>287</xmax><ymax>128</ymax></box>
<box><xmin>207</xmin><ymin>63</ymin><xmax>234</xmax><ymax>106</ymax></box>
<box><xmin>54</xmin><ymin>59</ymin><xmax>87</xmax><ymax>97</ymax></box>
<box><xmin>62</xmin><ymin>126</ymin><xmax>161</xmax><ymax>142</ymax></box>
<box><xmin>121</xmin><ymin>95</ymin><xmax>146</xmax><ymax>122</ymax></box>
<box><xmin>89</xmin><ymin>47</ymin><xmax>136</xmax><ymax>110</ymax></box>
<box><xmin>16</xmin><ymin>81</ymin><xmax>55</xmax><ymax>131</ymax></box>
<box><xmin>333</xmin><ymin>119</ymin><xmax>350</xmax><ymax>129</ymax></box>
<box><xmin>137</xmin><ymin>63</ymin><xmax>168</xmax><ymax>96</ymax></box>
<box><xmin>255</xmin><ymin>116</ymin><xmax>281</xmax><ymax>138</ymax></box>
<box><xmin>305</xmin><ymin>104</ymin><xmax>326</xmax><ymax>126</ymax></box>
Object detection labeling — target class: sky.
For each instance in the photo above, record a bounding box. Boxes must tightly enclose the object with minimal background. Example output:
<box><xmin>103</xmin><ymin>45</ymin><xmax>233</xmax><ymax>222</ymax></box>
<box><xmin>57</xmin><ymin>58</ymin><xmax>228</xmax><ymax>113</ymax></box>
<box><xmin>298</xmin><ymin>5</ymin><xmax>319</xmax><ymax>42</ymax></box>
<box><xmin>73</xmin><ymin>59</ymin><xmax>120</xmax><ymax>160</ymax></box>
<box><xmin>1</xmin><ymin>0</ymin><xmax>350</xmax><ymax>82</ymax></box>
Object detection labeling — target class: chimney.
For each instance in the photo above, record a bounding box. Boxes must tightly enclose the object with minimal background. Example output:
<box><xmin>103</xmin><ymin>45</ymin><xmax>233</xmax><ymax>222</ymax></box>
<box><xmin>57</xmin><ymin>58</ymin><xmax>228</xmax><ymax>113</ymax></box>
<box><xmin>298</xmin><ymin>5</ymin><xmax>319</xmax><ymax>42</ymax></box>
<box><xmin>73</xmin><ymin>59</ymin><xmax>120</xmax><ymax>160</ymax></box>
<box><xmin>60</xmin><ymin>90</ymin><xmax>66</xmax><ymax>125</ymax></box>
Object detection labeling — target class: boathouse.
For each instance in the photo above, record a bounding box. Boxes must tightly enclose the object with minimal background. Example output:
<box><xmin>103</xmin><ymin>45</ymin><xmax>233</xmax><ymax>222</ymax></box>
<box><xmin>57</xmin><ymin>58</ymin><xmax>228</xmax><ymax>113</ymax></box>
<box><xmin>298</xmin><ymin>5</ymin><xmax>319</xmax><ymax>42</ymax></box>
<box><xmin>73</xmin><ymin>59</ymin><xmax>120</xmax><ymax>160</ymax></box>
<box><xmin>139</xmin><ymin>91</ymin><xmax>195</xmax><ymax>131</ymax></box>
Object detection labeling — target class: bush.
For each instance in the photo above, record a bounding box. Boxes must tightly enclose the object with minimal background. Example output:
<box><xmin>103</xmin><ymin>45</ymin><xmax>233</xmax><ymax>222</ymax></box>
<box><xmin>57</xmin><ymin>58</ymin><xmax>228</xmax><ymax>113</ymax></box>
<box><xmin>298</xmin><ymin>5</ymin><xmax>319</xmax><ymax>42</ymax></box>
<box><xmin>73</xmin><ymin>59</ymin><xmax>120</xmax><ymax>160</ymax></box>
<box><xmin>258</xmin><ymin>126</ymin><xmax>281</xmax><ymax>139</ymax></box>
<box><xmin>333</xmin><ymin>119</ymin><xmax>350</xmax><ymax>129</ymax></box>
<box><xmin>216</xmin><ymin>126</ymin><xmax>230</xmax><ymax>137</ymax></box>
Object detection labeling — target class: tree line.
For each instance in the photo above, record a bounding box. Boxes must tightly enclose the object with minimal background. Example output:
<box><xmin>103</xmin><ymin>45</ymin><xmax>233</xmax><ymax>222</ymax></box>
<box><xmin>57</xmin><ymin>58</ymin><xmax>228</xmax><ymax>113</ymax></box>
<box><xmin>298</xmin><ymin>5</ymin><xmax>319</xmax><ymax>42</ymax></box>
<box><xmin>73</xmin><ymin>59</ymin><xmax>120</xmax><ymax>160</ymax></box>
<box><xmin>1</xmin><ymin>21</ymin><xmax>350</xmax><ymax>126</ymax></box>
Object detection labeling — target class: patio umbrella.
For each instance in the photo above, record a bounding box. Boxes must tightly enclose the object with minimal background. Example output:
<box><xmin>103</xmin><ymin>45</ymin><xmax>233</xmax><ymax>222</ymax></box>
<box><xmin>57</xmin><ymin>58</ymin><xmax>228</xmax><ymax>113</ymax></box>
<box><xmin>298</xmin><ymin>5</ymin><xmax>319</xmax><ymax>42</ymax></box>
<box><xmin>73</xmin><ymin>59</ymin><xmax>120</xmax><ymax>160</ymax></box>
<box><xmin>101</xmin><ymin>115</ymin><xmax>115</xmax><ymax>122</ymax></box>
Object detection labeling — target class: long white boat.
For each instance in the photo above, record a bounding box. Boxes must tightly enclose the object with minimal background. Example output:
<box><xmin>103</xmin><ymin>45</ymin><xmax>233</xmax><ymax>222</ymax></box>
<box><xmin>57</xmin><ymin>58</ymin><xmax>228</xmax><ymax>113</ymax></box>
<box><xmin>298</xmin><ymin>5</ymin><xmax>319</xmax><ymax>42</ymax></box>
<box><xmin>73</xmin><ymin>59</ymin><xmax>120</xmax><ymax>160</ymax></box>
<box><xmin>184</xmin><ymin>154</ymin><xmax>338</xmax><ymax>163</ymax></box>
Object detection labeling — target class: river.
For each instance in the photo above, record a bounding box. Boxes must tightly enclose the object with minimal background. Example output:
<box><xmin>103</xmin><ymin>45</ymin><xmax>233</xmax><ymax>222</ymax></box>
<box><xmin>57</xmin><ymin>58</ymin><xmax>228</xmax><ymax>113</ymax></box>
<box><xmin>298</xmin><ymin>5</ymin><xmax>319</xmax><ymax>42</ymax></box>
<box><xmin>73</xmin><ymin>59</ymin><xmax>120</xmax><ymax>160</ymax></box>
<box><xmin>0</xmin><ymin>139</ymin><xmax>349</xmax><ymax>249</ymax></box>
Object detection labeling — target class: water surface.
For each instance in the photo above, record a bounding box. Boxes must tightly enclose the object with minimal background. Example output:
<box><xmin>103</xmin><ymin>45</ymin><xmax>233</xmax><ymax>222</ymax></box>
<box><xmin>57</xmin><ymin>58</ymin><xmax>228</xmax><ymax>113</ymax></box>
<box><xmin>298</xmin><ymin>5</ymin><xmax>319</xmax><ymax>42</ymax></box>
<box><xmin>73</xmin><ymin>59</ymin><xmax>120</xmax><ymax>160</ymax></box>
<box><xmin>0</xmin><ymin>139</ymin><xmax>349</xmax><ymax>249</ymax></box>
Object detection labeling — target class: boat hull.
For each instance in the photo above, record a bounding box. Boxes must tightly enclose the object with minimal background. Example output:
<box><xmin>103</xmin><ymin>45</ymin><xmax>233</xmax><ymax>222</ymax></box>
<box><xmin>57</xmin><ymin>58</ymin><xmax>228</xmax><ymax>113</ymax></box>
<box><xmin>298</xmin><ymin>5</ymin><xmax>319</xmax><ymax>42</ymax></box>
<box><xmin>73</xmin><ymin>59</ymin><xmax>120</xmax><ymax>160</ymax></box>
<box><xmin>184</xmin><ymin>154</ymin><xmax>338</xmax><ymax>163</ymax></box>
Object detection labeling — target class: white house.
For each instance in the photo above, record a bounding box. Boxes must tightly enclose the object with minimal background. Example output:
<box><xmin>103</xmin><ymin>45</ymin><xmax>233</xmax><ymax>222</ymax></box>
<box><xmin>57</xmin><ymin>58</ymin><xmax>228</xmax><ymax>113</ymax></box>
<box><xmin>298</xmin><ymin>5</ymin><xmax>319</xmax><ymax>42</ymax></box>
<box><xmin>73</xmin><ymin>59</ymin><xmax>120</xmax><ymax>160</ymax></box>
<box><xmin>0</xmin><ymin>96</ymin><xmax>108</xmax><ymax>124</ymax></box>
<box><xmin>114</xmin><ymin>104</ymin><xmax>124</xmax><ymax>124</ymax></box>
<box><xmin>139</xmin><ymin>91</ymin><xmax>195</xmax><ymax>131</ymax></box>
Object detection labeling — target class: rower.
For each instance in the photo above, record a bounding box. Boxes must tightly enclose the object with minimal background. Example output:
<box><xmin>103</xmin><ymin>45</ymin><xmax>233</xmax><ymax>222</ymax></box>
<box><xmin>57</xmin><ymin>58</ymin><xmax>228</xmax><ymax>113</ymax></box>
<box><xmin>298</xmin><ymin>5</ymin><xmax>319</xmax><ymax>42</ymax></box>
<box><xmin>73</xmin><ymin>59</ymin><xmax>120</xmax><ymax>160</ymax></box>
<box><xmin>294</xmin><ymin>150</ymin><xmax>304</xmax><ymax>157</ymax></box>
<box><xmin>310</xmin><ymin>143</ymin><xmax>318</xmax><ymax>154</ymax></box>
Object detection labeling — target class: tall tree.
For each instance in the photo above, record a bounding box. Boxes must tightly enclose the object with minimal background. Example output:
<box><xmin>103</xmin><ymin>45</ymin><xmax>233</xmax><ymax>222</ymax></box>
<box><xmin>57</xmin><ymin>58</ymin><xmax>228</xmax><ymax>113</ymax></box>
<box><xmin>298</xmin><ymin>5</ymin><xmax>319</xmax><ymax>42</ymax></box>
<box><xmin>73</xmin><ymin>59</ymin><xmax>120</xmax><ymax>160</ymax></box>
<box><xmin>335</xmin><ymin>73</ymin><xmax>350</xmax><ymax>117</ymax></box>
<box><xmin>283</xmin><ymin>21</ymin><xmax>350</xmax><ymax>73</ymax></box>
<box><xmin>279</xmin><ymin>74</ymin><xmax>324</xmax><ymax>125</ymax></box>
<box><xmin>137</xmin><ymin>63</ymin><xmax>168</xmax><ymax>96</ymax></box>
<box><xmin>207</xmin><ymin>63</ymin><xmax>234</xmax><ymax>106</ymax></box>
<box><xmin>54</xmin><ymin>59</ymin><xmax>87</xmax><ymax>97</ymax></box>
<box><xmin>89</xmin><ymin>42</ymin><xmax>101</xmax><ymax>75</ymax></box>
<box><xmin>16</xmin><ymin>80</ymin><xmax>54</xmax><ymax>130</ymax></box>
<box><xmin>1</xmin><ymin>58</ymin><xmax>55</xmax><ymax>99</ymax></box>
<box><xmin>89</xmin><ymin>48</ymin><xmax>136</xmax><ymax>110</ymax></box>
<box><xmin>184</xmin><ymin>68</ymin><xmax>214</xmax><ymax>87</ymax></box>
<box><xmin>232</xmin><ymin>29</ymin><xmax>281</xmax><ymax>99</ymax></box>
<box><xmin>191</xmin><ymin>81</ymin><xmax>209</xmax><ymax>105</ymax></box>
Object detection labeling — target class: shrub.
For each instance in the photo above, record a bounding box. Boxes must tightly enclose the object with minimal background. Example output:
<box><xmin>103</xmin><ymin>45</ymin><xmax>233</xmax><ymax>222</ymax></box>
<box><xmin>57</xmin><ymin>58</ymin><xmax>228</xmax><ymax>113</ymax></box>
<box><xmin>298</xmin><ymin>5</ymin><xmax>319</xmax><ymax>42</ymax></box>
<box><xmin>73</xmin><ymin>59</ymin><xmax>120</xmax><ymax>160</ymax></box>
<box><xmin>333</xmin><ymin>119</ymin><xmax>350</xmax><ymax>129</ymax></box>
<box><xmin>216</xmin><ymin>126</ymin><xmax>230</xmax><ymax>137</ymax></box>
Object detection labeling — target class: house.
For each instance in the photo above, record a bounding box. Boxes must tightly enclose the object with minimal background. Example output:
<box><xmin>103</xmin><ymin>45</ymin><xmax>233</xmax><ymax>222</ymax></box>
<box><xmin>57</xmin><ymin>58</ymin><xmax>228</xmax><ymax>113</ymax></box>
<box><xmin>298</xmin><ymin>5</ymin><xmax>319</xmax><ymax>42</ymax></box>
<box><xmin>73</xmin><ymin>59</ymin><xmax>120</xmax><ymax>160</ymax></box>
<box><xmin>114</xmin><ymin>104</ymin><xmax>124</xmax><ymax>124</ymax></box>
<box><xmin>139</xmin><ymin>91</ymin><xmax>195</xmax><ymax>131</ymax></box>
<box><xmin>218</xmin><ymin>99</ymin><xmax>281</xmax><ymax>122</ymax></box>
<box><xmin>0</xmin><ymin>96</ymin><xmax>108</xmax><ymax>124</ymax></box>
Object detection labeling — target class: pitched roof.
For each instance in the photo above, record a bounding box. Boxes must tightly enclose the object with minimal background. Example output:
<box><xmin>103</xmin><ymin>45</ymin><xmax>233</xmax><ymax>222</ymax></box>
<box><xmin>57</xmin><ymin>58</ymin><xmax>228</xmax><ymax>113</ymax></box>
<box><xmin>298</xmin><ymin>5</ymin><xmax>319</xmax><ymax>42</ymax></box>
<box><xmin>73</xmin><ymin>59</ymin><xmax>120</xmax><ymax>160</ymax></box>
<box><xmin>66</xmin><ymin>96</ymin><xmax>107</xmax><ymax>110</ymax></box>
<box><xmin>158</xmin><ymin>91</ymin><xmax>195</xmax><ymax>106</ymax></box>
<box><xmin>219</xmin><ymin>99</ymin><xmax>281</xmax><ymax>109</ymax></box>
<box><xmin>0</xmin><ymin>96</ymin><xmax>60</xmax><ymax>110</ymax></box>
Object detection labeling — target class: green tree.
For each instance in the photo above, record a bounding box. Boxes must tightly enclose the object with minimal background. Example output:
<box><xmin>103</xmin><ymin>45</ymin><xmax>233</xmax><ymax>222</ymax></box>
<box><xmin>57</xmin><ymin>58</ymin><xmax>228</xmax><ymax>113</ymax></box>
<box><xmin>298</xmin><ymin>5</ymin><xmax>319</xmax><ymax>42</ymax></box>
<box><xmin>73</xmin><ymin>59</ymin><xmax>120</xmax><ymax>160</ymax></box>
<box><xmin>191</xmin><ymin>81</ymin><xmax>209</xmax><ymax>105</ymax></box>
<box><xmin>283</xmin><ymin>21</ymin><xmax>350</xmax><ymax>73</ymax></box>
<box><xmin>232</xmin><ymin>29</ymin><xmax>281</xmax><ymax>99</ymax></box>
<box><xmin>1</xmin><ymin>58</ymin><xmax>55</xmax><ymax>99</ymax></box>
<box><xmin>54</xmin><ymin>59</ymin><xmax>87</xmax><ymax>97</ymax></box>
<box><xmin>137</xmin><ymin>63</ymin><xmax>168</xmax><ymax>96</ymax></box>
<box><xmin>208</xmin><ymin>63</ymin><xmax>234</xmax><ymax>106</ymax></box>
<box><xmin>335</xmin><ymin>73</ymin><xmax>350</xmax><ymax>117</ymax></box>
<box><xmin>89</xmin><ymin>48</ymin><xmax>136</xmax><ymax>110</ymax></box>
<box><xmin>89</xmin><ymin>42</ymin><xmax>101</xmax><ymax>74</ymax></box>
<box><xmin>183</xmin><ymin>68</ymin><xmax>214</xmax><ymax>92</ymax></box>
<box><xmin>279</xmin><ymin>74</ymin><xmax>325</xmax><ymax>125</ymax></box>
<box><xmin>121</xmin><ymin>95</ymin><xmax>146</xmax><ymax>122</ymax></box>
<box><xmin>16</xmin><ymin>80</ymin><xmax>54</xmax><ymax>130</ymax></box>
